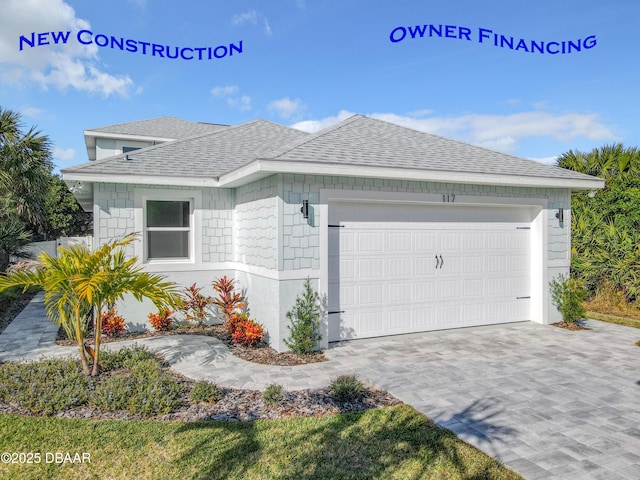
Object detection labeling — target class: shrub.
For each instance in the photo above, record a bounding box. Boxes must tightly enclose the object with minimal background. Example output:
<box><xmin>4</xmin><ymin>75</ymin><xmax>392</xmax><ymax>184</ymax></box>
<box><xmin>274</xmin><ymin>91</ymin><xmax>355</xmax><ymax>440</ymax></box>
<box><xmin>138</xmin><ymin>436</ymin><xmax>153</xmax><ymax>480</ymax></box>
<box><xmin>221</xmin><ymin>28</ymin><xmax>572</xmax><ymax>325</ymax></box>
<box><xmin>100</xmin><ymin>309</ymin><xmax>127</xmax><ymax>336</ymax></box>
<box><xmin>99</xmin><ymin>345</ymin><xmax>158</xmax><ymax>372</ymax></box>
<box><xmin>231</xmin><ymin>319</ymin><xmax>265</xmax><ymax>347</ymax></box>
<box><xmin>148</xmin><ymin>308</ymin><xmax>174</xmax><ymax>331</ymax></box>
<box><xmin>285</xmin><ymin>278</ymin><xmax>322</xmax><ymax>354</ymax></box>
<box><xmin>213</xmin><ymin>276</ymin><xmax>247</xmax><ymax>333</ymax></box>
<box><xmin>330</xmin><ymin>374</ymin><xmax>365</xmax><ymax>402</ymax></box>
<box><xmin>91</xmin><ymin>358</ymin><xmax>183</xmax><ymax>417</ymax></box>
<box><xmin>190</xmin><ymin>381</ymin><xmax>221</xmax><ymax>405</ymax></box>
<box><xmin>181</xmin><ymin>283</ymin><xmax>213</xmax><ymax>328</ymax></box>
<box><xmin>550</xmin><ymin>274</ymin><xmax>588</xmax><ymax>323</ymax></box>
<box><xmin>0</xmin><ymin>358</ymin><xmax>90</xmax><ymax>415</ymax></box>
<box><xmin>263</xmin><ymin>383</ymin><xmax>284</xmax><ymax>406</ymax></box>
<box><xmin>226</xmin><ymin>311</ymin><xmax>248</xmax><ymax>334</ymax></box>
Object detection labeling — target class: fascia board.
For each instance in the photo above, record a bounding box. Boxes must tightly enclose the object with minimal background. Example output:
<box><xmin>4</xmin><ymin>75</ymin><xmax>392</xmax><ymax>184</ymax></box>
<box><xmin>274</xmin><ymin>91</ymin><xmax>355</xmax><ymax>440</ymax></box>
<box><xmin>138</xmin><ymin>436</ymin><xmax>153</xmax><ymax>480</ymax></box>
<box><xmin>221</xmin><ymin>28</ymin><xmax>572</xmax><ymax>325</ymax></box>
<box><xmin>219</xmin><ymin>160</ymin><xmax>606</xmax><ymax>191</ymax></box>
<box><xmin>62</xmin><ymin>171</ymin><xmax>220</xmax><ymax>187</ymax></box>
<box><xmin>83</xmin><ymin>130</ymin><xmax>175</xmax><ymax>143</ymax></box>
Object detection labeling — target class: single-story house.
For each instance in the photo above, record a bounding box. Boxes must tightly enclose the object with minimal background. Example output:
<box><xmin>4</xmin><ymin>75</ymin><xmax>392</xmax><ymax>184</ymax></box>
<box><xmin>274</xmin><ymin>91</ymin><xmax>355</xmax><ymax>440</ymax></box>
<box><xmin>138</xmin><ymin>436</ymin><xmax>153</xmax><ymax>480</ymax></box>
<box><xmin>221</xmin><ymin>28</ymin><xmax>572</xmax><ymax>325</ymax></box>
<box><xmin>62</xmin><ymin>114</ymin><xmax>604</xmax><ymax>351</ymax></box>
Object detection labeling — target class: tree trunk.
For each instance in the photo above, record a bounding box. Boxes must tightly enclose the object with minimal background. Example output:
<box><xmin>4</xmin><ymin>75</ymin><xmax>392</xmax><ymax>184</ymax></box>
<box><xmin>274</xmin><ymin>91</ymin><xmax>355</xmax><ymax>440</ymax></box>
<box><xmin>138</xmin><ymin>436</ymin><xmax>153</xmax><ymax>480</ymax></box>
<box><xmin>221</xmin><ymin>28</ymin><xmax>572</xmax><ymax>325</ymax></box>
<box><xmin>73</xmin><ymin>306</ymin><xmax>90</xmax><ymax>375</ymax></box>
<box><xmin>91</xmin><ymin>310</ymin><xmax>102</xmax><ymax>377</ymax></box>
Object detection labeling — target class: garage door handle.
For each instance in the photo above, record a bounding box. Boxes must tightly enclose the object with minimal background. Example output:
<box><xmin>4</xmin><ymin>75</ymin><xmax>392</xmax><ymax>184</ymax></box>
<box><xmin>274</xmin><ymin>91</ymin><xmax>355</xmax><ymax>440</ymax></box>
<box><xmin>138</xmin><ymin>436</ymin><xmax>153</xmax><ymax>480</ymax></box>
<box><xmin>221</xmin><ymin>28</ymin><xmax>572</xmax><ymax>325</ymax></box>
<box><xmin>328</xmin><ymin>310</ymin><xmax>345</xmax><ymax>314</ymax></box>
<box><xmin>435</xmin><ymin>255</ymin><xmax>440</xmax><ymax>269</ymax></box>
<box><xmin>439</xmin><ymin>255</ymin><xmax>444</xmax><ymax>269</ymax></box>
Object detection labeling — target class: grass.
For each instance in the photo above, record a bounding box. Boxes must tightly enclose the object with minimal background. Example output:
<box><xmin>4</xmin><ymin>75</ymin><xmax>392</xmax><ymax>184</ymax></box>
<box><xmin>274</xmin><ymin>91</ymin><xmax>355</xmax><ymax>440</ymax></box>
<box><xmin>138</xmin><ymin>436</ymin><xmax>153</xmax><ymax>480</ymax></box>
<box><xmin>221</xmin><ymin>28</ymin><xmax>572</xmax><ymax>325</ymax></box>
<box><xmin>586</xmin><ymin>310</ymin><xmax>640</xmax><ymax>329</ymax></box>
<box><xmin>0</xmin><ymin>405</ymin><xmax>521</xmax><ymax>480</ymax></box>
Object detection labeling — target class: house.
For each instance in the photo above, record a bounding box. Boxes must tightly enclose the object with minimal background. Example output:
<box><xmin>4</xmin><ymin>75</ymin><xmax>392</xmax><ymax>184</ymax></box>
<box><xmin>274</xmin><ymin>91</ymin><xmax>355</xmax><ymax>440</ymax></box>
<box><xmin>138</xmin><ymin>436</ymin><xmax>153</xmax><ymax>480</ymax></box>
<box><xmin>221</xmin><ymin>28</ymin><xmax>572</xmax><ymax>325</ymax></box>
<box><xmin>62</xmin><ymin>115</ymin><xmax>604</xmax><ymax>351</ymax></box>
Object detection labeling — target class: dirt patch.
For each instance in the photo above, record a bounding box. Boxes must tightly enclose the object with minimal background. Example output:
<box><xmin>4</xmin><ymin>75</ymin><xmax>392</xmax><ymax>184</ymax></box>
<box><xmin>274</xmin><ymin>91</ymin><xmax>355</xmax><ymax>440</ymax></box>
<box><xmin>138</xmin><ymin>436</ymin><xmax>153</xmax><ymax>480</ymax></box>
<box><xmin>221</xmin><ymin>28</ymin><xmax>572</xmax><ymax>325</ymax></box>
<box><xmin>551</xmin><ymin>321</ymin><xmax>591</xmax><ymax>331</ymax></box>
<box><xmin>56</xmin><ymin>324</ymin><xmax>327</xmax><ymax>366</ymax></box>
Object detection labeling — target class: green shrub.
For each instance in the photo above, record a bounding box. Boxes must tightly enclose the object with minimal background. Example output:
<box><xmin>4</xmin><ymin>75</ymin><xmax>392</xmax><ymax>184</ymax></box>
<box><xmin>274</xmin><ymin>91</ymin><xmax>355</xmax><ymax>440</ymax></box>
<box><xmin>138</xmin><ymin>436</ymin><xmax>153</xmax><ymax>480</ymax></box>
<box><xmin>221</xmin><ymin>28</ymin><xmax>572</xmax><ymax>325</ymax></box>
<box><xmin>550</xmin><ymin>274</ymin><xmax>588</xmax><ymax>323</ymax></box>
<box><xmin>91</xmin><ymin>358</ymin><xmax>183</xmax><ymax>417</ymax></box>
<box><xmin>330</xmin><ymin>374</ymin><xmax>365</xmax><ymax>402</ymax></box>
<box><xmin>190</xmin><ymin>381</ymin><xmax>220</xmax><ymax>405</ymax></box>
<box><xmin>285</xmin><ymin>278</ymin><xmax>322</xmax><ymax>354</ymax></box>
<box><xmin>263</xmin><ymin>383</ymin><xmax>284</xmax><ymax>406</ymax></box>
<box><xmin>0</xmin><ymin>358</ymin><xmax>90</xmax><ymax>414</ymax></box>
<box><xmin>99</xmin><ymin>344</ymin><xmax>158</xmax><ymax>372</ymax></box>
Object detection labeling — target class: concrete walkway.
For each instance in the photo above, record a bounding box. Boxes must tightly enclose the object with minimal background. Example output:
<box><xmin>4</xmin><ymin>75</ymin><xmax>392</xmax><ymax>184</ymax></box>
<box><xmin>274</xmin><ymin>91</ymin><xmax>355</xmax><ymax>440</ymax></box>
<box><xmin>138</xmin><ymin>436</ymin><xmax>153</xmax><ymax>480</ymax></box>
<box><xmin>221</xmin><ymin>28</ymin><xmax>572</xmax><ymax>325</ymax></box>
<box><xmin>1</xmin><ymin>294</ymin><xmax>640</xmax><ymax>479</ymax></box>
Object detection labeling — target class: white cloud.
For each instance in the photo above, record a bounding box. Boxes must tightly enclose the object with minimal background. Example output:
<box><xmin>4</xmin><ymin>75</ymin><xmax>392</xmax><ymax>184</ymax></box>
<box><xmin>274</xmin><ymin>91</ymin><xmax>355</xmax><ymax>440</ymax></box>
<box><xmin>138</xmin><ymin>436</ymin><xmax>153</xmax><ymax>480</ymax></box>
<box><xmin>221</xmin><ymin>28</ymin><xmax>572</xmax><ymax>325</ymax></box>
<box><xmin>528</xmin><ymin>156</ymin><xmax>558</xmax><ymax>165</ymax></box>
<box><xmin>0</xmin><ymin>0</ymin><xmax>134</xmax><ymax>97</ymax></box>
<box><xmin>232</xmin><ymin>9</ymin><xmax>272</xmax><ymax>36</ymax></box>
<box><xmin>211</xmin><ymin>84</ymin><xmax>251</xmax><ymax>111</ymax></box>
<box><xmin>20</xmin><ymin>105</ymin><xmax>44</xmax><ymax>118</ymax></box>
<box><xmin>228</xmin><ymin>95</ymin><xmax>252</xmax><ymax>112</ymax></box>
<box><xmin>53</xmin><ymin>147</ymin><xmax>75</xmax><ymax>161</ymax></box>
<box><xmin>268</xmin><ymin>97</ymin><xmax>305</xmax><ymax>119</ymax></box>
<box><xmin>232</xmin><ymin>10</ymin><xmax>258</xmax><ymax>26</ymax></box>
<box><xmin>211</xmin><ymin>85</ymin><xmax>238</xmax><ymax>97</ymax></box>
<box><xmin>291</xmin><ymin>110</ymin><xmax>616</xmax><ymax>154</ymax></box>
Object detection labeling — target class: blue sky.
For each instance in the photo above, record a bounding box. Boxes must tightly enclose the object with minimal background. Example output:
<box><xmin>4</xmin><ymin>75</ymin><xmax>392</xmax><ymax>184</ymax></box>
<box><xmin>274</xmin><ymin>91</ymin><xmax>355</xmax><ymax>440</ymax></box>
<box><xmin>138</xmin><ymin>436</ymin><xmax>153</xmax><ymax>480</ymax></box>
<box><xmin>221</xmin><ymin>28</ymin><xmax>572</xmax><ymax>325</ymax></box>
<box><xmin>1</xmin><ymin>0</ymin><xmax>638</xmax><ymax>172</ymax></box>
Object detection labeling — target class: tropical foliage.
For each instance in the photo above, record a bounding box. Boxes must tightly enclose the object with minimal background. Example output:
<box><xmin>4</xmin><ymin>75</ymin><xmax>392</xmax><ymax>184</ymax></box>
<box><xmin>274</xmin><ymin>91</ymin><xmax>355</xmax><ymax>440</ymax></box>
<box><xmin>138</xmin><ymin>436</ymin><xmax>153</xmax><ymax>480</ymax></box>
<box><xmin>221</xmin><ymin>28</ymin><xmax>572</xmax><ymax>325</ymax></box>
<box><xmin>180</xmin><ymin>283</ymin><xmax>213</xmax><ymax>328</ymax></box>
<box><xmin>549</xmin><ymin>274</ymin><xmax>587</xmax><ymax>323</ymax></box>
<box><xmin>0</xmin><ymin>234</ymin><xmax>182</xmax><ymax>375</ymax></box>
<box><xmin>557</xmin><ymin>144</ymin><xmax>640</xmax><ymax>304</ymax></box>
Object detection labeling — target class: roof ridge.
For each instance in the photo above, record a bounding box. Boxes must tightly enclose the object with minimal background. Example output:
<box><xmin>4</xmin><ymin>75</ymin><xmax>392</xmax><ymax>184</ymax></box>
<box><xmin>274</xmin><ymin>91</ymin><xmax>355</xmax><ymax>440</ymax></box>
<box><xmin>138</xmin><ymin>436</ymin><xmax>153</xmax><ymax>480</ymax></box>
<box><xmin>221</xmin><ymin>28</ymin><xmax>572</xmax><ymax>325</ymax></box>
<box><xmin>361</xmin><ymin>115</ymin><xmax>570</xmax><ymax>171</ymax></box>
<box><xmin>262</xmin><ymin>114</ymin><xmax>363</xmax><ymax>160</ymax></box>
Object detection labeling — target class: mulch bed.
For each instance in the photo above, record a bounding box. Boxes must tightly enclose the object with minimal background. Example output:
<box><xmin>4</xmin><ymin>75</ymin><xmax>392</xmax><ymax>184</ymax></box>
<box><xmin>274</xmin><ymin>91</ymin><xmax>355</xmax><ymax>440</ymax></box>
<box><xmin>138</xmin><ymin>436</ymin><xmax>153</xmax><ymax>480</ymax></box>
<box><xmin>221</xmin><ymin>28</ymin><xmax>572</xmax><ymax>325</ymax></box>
<box><xmin>56</xmin><ymin>324</ymin><xmax>327</xmax><ymax>366</ymax></box>
<box><xmin>551</xmin><ymin>321</ymin><xmax>591</xmax><ymax>331</ymax></box>
<box><xmin>0</xmin><ymin>388</ymin><xmax>401</xmax><ymax>423</ymax></box>
<box><xmin>0</xmin><ymin>290</ymin><xmax>37</xmax><ymax>336</ymax></box>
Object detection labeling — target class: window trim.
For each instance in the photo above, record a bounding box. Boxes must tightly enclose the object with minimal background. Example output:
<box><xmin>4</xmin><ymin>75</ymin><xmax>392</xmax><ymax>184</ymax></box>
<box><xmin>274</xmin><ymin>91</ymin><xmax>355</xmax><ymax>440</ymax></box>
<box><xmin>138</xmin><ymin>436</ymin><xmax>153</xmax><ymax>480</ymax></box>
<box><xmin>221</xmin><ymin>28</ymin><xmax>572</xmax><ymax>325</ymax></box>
<box><xmin>134</xmin><ymin>188</ymin><xmax>202</xmax><ymax>266</ymax></box>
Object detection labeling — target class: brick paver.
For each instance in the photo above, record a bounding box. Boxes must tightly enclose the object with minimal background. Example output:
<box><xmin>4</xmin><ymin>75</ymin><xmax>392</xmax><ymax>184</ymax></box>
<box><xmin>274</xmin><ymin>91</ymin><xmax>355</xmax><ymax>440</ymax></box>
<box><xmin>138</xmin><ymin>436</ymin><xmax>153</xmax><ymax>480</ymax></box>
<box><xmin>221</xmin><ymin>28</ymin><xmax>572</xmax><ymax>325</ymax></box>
<box><xmin>1</xmin><ymin>294</ymin><xmax>639</xmax><ymax>479</ymax></box>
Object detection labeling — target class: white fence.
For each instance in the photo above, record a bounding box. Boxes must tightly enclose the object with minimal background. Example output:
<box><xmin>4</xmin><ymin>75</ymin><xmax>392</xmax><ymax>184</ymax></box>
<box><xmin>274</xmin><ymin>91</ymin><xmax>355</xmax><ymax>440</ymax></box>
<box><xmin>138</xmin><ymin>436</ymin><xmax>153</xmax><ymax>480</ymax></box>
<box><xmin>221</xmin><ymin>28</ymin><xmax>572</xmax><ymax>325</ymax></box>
<box><xmin>10</xmin><ymin>237</ymin><xmax>93</xmax><ymax>262</ymax></box>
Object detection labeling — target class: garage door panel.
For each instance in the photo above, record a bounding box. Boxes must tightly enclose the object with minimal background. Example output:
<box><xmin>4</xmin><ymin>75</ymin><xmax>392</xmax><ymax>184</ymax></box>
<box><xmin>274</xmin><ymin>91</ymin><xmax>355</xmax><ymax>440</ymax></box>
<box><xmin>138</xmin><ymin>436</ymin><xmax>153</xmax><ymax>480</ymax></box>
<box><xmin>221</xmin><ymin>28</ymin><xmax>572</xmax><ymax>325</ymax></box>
<box><xmin>356</xmin><ymin>258</ymin><xmax>384</xmax><ymax>279</ymax></box>
<box><xmin>388</xmin><ymin>258</ymin><xmax>414</xmax><ymax>277</ymax></box>
<box><xmin>413</xmin><ymin>281</ymin><xmax>439</xmax><ymax>301</ymax></box>
<box><xmin>388</xmin><ymin>282</ymin><xmax>412</xmax><ymax>303</ymax></box>
<box><xmin>414</xmin><ymin>257</ymin><xmax>438</xmax><ymax>276</ymax></box>
<box><xmin>388</xmin><ymin>232</ymin><xmax>412</xmax><ymax>251</ymax></box>
<box><xmin>329</xmin><ymin>209</ymin><xmax>532</xmax><ymax>341</ymax></box>
<box><xmin>357</xmin><ymin>232</ymin><xmax>384</xmax><ymax>252</ymax></box>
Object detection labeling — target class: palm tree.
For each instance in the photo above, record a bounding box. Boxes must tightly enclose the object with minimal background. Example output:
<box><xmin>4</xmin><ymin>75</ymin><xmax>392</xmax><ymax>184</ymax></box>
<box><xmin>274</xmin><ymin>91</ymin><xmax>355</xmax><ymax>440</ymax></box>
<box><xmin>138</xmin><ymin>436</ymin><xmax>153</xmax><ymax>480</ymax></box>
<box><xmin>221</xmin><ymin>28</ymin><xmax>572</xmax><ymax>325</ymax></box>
<box><xmin>75</xmin><ymin>233</ymin><xmax>182</xmax><ymax>375</ymax></box>
<box><xmin>0</xmin><ymin>234</ymin><xmax>182</xmax><ymax>375</ymax></box>
<box><xmin>0</xmin><ymin>106</ymin><xmax>54</xmax><ymax>230</ymax></box>
<box><xmin>556</xmin><ymin>143</ymin><xmax>640</xmax><ymax>179</ymax></box>
<box><xmin>0</xmin><ymin>249</ymin><xmax>94</xmax><ymax>373</ymax></box>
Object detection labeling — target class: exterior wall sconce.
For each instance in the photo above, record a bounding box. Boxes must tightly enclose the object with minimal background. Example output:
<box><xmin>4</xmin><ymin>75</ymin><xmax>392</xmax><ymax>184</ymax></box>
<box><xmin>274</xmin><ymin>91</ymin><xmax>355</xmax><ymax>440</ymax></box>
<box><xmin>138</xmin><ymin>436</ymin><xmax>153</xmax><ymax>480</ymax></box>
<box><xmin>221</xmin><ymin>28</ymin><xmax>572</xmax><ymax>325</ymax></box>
<box><xmin>555</xmin><ymin>208</ymin><xmax>564</xmax><ymax>224</ymax></box>
<box><xmin>300</xmin><ymin>200</ymin><xmax>309</xmax><ymax>219</ymax></box>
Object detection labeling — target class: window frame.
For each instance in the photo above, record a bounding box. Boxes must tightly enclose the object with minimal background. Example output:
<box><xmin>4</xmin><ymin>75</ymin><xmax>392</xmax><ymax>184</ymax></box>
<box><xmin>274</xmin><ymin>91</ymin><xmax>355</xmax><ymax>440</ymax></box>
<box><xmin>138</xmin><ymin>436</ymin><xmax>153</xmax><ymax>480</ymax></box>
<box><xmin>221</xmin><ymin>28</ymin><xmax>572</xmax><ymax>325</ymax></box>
<box><xmin>144</xmin><ymin>199</ymin><xmax>192</xmax><ymax>262</ymax></box>
<box><xmin>134</xmin><ymin>189</ymin><xmax>202</xmax><ymax>267</ymax></box>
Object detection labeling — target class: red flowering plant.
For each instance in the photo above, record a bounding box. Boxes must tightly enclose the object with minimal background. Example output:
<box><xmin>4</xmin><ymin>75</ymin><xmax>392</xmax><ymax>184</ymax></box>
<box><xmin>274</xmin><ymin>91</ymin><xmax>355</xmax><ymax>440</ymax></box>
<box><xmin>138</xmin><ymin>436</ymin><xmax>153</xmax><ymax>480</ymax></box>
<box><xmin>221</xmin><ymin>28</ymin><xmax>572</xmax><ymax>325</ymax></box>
<box><xmin>231</xmin><ymin>319</ymin><xmax>265</xmax><ymax>347</ymax></box>
<box><xmin>212</xmin><ymin>276</ymin><xmax>246</xmax><ymax>332</ymax></box>
<box><xmin>100</xmin><ymin>309</ymin><xmax>126</xmax><ymax>336</ymax></box>
<box><xmin>181</xmin><ymin>283</ymin><xmax>213</xmax><ymax>328</ymax></box>
<box><xmin>148</xmin><ymin>308</ymin><xmax>174</xmax><ymax>331</ymax></box>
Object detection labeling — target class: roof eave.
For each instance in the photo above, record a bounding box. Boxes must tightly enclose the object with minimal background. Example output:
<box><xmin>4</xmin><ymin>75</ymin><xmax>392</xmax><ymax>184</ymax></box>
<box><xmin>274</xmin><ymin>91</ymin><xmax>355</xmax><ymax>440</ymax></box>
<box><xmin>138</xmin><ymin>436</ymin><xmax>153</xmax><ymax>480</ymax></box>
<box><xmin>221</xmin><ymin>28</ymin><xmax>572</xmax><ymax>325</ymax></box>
<box><xmin>219</xmin><ymin>160</ymin><xmax>606</xmax><ymax>190</ymax></box>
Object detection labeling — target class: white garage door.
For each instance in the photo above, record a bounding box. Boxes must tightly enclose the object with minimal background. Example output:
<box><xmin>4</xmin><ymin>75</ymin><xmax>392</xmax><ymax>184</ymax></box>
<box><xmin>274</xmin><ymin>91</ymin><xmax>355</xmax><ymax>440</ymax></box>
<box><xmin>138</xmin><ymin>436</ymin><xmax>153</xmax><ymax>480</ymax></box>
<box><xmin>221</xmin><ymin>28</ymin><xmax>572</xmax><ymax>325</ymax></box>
<box><xmin>328</xmin><ymin>203</ymin><xmax>532</xmax><ymax>341</ymax></box>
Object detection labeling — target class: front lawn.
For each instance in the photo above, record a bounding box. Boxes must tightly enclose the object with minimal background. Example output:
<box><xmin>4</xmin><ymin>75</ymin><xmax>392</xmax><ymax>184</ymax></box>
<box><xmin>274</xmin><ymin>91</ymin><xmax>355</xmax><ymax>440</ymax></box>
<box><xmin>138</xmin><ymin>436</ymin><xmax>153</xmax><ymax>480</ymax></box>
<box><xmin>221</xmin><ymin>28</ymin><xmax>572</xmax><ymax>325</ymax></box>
<box><xmin>0</xmin><ymin>405</ymin><xmax>521</xmax><ymax>480</ymax></box>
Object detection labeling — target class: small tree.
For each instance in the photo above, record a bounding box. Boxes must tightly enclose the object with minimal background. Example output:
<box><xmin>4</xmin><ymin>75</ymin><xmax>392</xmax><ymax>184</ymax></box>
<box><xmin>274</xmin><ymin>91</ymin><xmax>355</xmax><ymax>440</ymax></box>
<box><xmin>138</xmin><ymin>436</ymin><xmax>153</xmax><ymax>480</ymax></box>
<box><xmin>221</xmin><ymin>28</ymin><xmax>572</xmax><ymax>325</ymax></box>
<box><xmin>285</xmin><ymin>278</ymin><xmax>322</xmax><ymax>354</ymax></box>
<box><xmin>550</xmin><ymin>273</ymin><xmax>587</xmax><ymax>323</ymax></box>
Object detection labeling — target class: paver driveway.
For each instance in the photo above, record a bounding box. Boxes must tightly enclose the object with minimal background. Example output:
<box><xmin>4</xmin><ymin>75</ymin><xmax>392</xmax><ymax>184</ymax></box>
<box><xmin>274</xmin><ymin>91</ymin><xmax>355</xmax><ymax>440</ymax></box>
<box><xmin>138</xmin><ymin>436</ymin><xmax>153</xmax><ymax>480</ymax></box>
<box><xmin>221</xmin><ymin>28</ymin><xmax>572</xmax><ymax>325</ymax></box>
<box><xmin>2</xmin><ymin>295</ymin><xmax>640</xmax><ymax>479</ymax></box>
<box><xmin>329</xmin><ymin>321</ymin><xmax>640</xmax><ymax>480</ymax></box>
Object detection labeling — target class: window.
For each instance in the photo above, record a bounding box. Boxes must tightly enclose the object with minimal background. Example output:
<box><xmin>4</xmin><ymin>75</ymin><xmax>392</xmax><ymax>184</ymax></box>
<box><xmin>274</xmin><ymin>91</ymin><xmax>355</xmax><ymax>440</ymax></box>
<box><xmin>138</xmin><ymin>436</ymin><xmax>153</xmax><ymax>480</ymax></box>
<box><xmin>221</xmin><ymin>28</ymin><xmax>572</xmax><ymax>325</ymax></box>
<box><xmin>122</xmin><ymin>146</ymin><xmax>140</xmax><ymax>153</ymax></box>
<box><xmin>145</xmin><ymin>200</ymin><xmax>191</xmax><ymax>260</ymax></box>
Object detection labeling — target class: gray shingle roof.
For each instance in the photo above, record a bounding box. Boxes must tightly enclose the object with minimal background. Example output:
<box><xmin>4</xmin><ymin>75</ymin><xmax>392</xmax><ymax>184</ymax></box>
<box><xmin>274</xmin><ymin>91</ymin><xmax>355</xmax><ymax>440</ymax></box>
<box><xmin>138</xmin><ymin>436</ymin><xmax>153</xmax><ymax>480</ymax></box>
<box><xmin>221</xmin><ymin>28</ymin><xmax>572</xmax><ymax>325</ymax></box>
<box><xmin>67</xmin><ymin>119</ymin><xmax>310</xmax><ymax>177</ymax></box>
<box><xmin>66</xmin><ymin>114</ymin><xmax>600</xmax><ymax>185</ymax></box>
<box><xmin>264</xmin><ymin>115</ymin><xmax>597</xmax><ymax>181</ymax></box>
<box><xmin>86</xmin><ymin>116</ymin><xmax>228</xmax><ymax>139</ymax></box>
